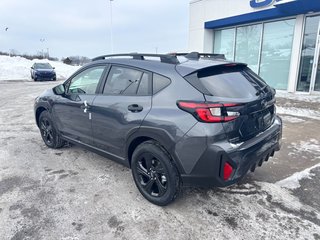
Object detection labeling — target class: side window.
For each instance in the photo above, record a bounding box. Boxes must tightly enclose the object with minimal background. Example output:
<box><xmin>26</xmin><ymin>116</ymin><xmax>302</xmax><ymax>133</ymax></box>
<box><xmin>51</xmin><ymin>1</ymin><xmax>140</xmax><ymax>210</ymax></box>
<box><xmin>103</xmin><ymin>66</ymin><xmax>144</xmax><ymax>95</ymax></box>
<box><xmin>153</xmin><ymin>73</ymin><xmax>171</xmax><ymax>94</ymax></box>
<box><xmin>137</xmin><ymin>73</ymin><xmax>150</xmax><ymax>95</ymax></box>
<box><xmin>68</xmin><ymin>66</ymin><xmax>105</xmax><ymax>95</ymax></box>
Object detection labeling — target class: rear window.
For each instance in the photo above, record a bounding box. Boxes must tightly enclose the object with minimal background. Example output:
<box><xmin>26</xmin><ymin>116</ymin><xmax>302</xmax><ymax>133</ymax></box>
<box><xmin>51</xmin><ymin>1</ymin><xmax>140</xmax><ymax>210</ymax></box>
<box><xmin>198</xmin><ymin>65</ymin><xmax>266</xmax><ymax>98</ymax></box>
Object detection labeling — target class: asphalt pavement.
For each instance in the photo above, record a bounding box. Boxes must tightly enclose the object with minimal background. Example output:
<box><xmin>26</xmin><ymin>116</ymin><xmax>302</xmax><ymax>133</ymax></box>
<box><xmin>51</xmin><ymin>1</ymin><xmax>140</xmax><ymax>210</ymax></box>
<box><xmin>0</xmin><ymin>80</ymin><xmax>319</xmax><ymax>240</ymax></box>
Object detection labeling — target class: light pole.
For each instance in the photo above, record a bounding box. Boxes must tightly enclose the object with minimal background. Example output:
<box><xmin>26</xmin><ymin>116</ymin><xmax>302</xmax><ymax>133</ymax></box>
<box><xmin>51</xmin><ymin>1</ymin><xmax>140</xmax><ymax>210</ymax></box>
<box><xmin>109</xmin><ymin>0</ymin><xmax>114</xmax><ymax>53</ymax></box>
<box><xmin>40</xmin><ymin>38</ymin><xmax>45</xmax><ymax>58</ymax></box>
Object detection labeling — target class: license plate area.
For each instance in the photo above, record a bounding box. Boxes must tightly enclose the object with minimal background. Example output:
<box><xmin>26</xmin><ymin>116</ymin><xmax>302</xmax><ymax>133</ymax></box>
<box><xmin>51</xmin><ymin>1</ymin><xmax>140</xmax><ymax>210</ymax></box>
<box><xmin>239</xmin><ymin>105</ymin><xmax>275</xmax><ymax>140</ymax></box>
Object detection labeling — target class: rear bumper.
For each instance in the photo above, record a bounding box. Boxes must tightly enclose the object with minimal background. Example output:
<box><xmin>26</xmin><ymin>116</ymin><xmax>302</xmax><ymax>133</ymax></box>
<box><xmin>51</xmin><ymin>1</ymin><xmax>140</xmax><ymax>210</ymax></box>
<box><xmin>181</xmin><ymin>116</ymin><xmax>282</xmax><ymax>187</ymax></box>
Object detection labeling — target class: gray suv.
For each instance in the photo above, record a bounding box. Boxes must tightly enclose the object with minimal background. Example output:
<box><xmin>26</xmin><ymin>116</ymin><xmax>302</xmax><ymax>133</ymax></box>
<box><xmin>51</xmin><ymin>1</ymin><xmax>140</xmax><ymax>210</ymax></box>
<box><xmin>34</xmin><ymin>52</ymin><xmax>282</xmax><ymax>206</ymax></box>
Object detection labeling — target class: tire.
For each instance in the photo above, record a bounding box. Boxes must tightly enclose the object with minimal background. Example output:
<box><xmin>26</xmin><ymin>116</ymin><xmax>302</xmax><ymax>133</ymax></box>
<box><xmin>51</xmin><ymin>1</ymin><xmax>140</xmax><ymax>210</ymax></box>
<box><xmin>39</xmin><ymin>111</ymin><xmax>64</xmax><ymax>149</ymax></box>
<box><xmin>131</xmin><ymin>140</ymin><xmax>180</xmax><ymax>206</ymax></box>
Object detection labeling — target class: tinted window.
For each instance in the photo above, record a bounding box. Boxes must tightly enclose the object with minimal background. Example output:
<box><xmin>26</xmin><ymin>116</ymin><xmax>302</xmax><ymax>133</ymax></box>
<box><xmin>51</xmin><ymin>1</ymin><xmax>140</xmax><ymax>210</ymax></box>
<box><xmin>68</xmin><ymin>66</ymin><xmax>105</xmax><ymax>95</ymax></box>
<box><xmin>104</xmin><ymin>66</ymin><xmax>143</xmax><ymax>95</ymax></box>
<box><xmin>153</xmin><ymin>74</ymin><xmax>171</xmax><ymax>94</ymax></box>
<box><xmin>198</xmin><ymin>66</ymin><xmax>264</xmax><ymax>98</ymax></box>
<box><xmin>137</xmin><ymin>73</ymin><xmax>150</xmax><ymax>95</ymax></box>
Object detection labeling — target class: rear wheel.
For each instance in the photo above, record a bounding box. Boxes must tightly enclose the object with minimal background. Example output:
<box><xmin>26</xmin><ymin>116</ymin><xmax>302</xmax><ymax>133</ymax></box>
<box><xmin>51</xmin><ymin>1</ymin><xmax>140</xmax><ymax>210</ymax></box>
<box><xmin>39</xmin><ymin>111</ymin><xmax>64</xmax><ymax>148</ymax></box>
<box><xmin>131</xmin><ymin>140</ymin><xmax>180</xmax><ymax>206</ymax></box>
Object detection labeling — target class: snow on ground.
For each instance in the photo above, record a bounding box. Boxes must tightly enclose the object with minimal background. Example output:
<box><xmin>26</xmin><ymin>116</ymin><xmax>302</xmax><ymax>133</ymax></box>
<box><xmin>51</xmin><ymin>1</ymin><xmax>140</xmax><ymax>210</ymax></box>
<box><xmin>287</xmin><ymin>139</ymin><xmax>320</xmax><ymax>160</ymax></box>
<box><xmin>291</xmin><ymin>139</ymin><xmax>320</xmax><ymax>154</ymax></box>
<box><xmin>0</xmin><ymin>55</ymin><xmax>80</xmax><ymax>81</ymax></box>
<box><xmin>276</xmin><ymin>91</ymin><xmax>320</xmax><ymax>103</ymax></box>
<box><xmin>280</xmin><ymin>115</ymin><xmax>306</xmax><ymax>123</ymax></box>
<box><xmin>276</xmin><ymin>163</ymin><xmax>320</xmax><ymax>189</ymax></box>
<box><xmin>276</xmin><ymin>106</ymin><xmax>320</xmax><ymax>120</ymax></box>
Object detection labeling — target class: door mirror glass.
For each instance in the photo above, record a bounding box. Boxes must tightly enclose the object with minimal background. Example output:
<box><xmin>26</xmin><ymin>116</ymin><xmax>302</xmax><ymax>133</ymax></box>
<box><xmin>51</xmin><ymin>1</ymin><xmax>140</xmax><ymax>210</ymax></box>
<box><xmin>53</xmin><ymin>84</ymin><xmax>65</xmax><ymax>95</ymax></box>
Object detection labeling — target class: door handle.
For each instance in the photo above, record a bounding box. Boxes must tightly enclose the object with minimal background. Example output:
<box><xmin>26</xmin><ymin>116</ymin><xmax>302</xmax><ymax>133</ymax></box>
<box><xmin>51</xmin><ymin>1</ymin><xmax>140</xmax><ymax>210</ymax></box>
<box><xmin>128</xmin><ymin>104</ymin><xmax>143</xmax><ymax>113</ymax></box>
<box><xmin>80</xmin><ymin>100</ymin><xmax>91</xmax><ymax>113</ymax></box>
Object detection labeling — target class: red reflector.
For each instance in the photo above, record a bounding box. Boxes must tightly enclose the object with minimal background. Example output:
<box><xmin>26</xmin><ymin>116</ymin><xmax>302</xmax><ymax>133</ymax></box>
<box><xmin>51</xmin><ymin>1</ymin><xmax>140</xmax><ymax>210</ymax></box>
<box><xmin>223</xmin><ymin>162</ymin><xmax>233</xmax><ymax>181</ymax></box>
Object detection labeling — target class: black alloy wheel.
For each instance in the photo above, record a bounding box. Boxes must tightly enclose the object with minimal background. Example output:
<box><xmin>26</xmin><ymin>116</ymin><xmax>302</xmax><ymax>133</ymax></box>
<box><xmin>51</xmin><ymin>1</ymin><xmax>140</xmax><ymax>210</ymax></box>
<box><xmin>131</xmin><ymin>141</ymin><xmax>180</xmax><ymax>206</ymax></box>
<box><xmin>40</xmin><ymin>117</ymin><xmax>54</xmax><ymax>146</ymax></box>
<box><xmin>136</xmin><ymin>152</ymin><xmax>168</xmax><ymax>197</ymax></box>
<box><xmin>39</xmin><ymin>111</ymin><xmax>64</xmax><ymax>149</ymax></box>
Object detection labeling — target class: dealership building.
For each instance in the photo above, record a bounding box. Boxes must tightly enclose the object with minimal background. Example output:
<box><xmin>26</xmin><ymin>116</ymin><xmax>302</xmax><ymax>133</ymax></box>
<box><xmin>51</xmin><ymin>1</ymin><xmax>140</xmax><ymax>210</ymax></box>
<box><xmin>189</xmin><ymin>0</ymin><xmax>320</xmax><ymax>94</ymax></box>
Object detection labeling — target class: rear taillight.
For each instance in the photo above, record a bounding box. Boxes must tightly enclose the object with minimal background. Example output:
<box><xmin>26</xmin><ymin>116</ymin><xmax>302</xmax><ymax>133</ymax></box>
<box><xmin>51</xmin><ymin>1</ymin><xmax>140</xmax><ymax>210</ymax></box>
<box><xmin>223</xmin><ymin>162</ymin><xmax>233</xmax><ymax>181</ymax></box>
<box><xmin>177</xmin><ymin>101</ymin><xmax>241</xmax><ymax>123</ymax></box>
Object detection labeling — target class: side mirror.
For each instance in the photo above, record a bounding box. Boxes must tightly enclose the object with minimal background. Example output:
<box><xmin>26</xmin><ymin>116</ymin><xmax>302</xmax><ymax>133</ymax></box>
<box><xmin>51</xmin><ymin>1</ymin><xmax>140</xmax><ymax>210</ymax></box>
<box><xmin>53</xmin><ymin>67</ymin><xmax>55</xmax><ymax>69</ymax></box>
<box><xmin>53</xmin><ymin>84</ymin><xmax>66</xmax><ymax>95</ymax></box>
<box><xmin>31</xmin><ymin>67</ymin><xmax>34</xmax><ymax>69</ymax></box>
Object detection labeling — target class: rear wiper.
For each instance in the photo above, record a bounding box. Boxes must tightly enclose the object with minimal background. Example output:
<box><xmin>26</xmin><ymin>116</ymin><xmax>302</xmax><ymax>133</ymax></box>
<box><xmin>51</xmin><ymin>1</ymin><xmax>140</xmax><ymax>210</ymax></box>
<box><xmin>256</xmin><ymin>85</ymin><xmax>268</xmax><ymax>96</ymax></box>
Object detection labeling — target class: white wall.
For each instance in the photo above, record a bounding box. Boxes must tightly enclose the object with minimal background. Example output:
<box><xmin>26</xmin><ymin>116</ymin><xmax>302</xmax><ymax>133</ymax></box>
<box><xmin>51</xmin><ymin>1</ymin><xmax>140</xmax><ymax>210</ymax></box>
<box><xmin>188</xmin><ymin>0</ymin><xmax>276</xmax><ymax>51</ymax></box>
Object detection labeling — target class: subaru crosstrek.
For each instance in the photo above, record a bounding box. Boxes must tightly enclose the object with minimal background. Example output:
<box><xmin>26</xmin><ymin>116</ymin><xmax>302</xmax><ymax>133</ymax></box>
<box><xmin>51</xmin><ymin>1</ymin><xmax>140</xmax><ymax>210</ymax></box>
<box><xmin>34</xmin><ymin>52</ymin><xmax>282</xmax><ymax>206</ymax></box>
<box><xmin>31</xmin><ymin>62</ymin><xmax>56</xmax><ymax>81</ymax></box>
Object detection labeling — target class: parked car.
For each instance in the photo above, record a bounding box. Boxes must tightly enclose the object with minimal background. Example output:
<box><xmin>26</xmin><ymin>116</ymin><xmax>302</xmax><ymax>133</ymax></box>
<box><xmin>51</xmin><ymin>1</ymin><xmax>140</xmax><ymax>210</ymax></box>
<box><xmin>34</xmin><ymin>52</ymin><xmax>282</xmax><ymax>206</ymax></box>
<box><xmin>31</xmin><ymin>62</ymin><xmax>56</xmax><ymax>81</ymax></box>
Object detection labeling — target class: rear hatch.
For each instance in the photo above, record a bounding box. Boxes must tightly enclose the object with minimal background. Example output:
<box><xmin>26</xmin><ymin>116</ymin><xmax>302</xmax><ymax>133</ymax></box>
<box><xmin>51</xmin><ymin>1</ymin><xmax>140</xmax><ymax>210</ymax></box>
<box><xmin>183</xmin><ymin>63</ymin><xmax>276</xmax><ymax>143</ymax></box>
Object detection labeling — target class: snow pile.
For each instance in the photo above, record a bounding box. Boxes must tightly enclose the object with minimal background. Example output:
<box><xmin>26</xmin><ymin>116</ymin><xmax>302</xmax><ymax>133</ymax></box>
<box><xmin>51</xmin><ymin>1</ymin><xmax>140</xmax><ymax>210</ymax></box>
<box><xmin>276</xmin><ymin>163</ymin><xmax>320</xmax><ymax>189</ymax></box>
<box><xmin>0</xmin><ymin>55</ymin><xmax>80</xmax><ymax>81</ymax></box>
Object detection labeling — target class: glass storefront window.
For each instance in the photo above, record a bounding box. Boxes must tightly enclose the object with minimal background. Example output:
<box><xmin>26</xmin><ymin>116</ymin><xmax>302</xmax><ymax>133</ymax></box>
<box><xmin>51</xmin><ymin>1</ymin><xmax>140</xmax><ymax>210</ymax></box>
<box><xmin>296</xmin><ymin>16</ymin><xmax>320</xmax><ymax>92</ymax></box>
<box><xmin>259</xmin><ymin>19</ymin><xmax>295</xmax><ymax>90</ymax></box>
<box><xmin>213</xmin><ymin>28</ymin><xmax>235</xmax><ymax>61</ymax></box>
<box><xmin>213</xmin><ymin>19</ymin><xmax>295</xmax><ymax>91</ymax></box>
<box><xmin>235</xmin><ymin>24</ymin><xmax>262</xmax><ymax>73</ymax></box>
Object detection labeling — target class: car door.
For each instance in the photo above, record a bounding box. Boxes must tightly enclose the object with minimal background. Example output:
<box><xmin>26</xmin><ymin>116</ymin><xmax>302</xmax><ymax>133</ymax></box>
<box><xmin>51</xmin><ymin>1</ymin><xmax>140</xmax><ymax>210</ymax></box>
<box><xmin>52</xmin><ymin>65</ymin><xmax>107</xmax><ymax>145</ymax></box>
<box><xmin>91</xmin><ymin>65</ymin><xmax>152</xmax><ymax>158</ymax></box>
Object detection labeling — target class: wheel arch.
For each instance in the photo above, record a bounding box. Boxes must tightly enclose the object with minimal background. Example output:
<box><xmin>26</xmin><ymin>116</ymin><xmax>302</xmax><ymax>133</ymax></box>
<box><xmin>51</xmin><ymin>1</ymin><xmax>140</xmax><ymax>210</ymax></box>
<box><xmin>35</xmin><ymin>106</ymin><xmax>48</xmax><ymax>127</ymax></box>
<box><xmin>126</xmin><ymin>128</ymin><xmax>185</xmax><ymax>174</ymax></box>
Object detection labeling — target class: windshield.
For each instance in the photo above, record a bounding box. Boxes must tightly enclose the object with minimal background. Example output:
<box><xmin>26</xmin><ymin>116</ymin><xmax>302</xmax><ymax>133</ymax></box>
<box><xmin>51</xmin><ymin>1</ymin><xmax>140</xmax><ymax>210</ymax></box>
<box><xmin>34</xmin><ymin>63</ymin><xmax>53</xmax><ymax>69</ymax></box>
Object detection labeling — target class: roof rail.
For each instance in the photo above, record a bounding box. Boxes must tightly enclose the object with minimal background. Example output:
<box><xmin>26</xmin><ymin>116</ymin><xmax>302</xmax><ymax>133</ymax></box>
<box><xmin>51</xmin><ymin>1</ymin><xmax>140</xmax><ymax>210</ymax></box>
<box><xmin>173</xmin><ymin>52</ymin><xmax>225</xmax><ymax>60</ymax></box>
<box><xmin>91</xmin><ymin>52</ymin><xmax>226</xmax><ymax>64</ymax></box>
<box><xmin>92</xmin><ymin>53</ymin><xmax>179</xmax><ymax>64</ymax></box>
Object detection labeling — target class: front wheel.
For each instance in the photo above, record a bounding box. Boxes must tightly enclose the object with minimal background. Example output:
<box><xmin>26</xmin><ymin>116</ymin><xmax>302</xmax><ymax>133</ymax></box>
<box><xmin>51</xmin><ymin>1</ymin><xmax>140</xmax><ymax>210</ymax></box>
<box><xmin>131</xmin><ymin>141</ymin><xmax>180</xmax><ymax>206</ymax></box>
<box><xmin>39</xmin><ymin>111</ymin><xmax>64</xmax><ymax>148</ymax></box>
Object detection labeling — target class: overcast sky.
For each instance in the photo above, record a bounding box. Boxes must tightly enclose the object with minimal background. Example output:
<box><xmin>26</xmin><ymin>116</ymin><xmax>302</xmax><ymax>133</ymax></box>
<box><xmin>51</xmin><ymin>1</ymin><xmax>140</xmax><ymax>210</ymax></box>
<box><xmin>0</xmin><ymin>0</ymin><xmax>189</xmax><ymax>59</ymax></box>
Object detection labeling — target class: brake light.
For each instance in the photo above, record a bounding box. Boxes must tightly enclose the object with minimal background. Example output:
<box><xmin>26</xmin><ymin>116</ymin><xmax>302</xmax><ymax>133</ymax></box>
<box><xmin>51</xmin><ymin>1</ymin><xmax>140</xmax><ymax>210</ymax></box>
<box><xmin>223</xmin><ymin>162</ymin><xmax>233</xmax><ymax>181</ymax></box>
<box><xmin>177</xmin><ymin>101</ymin><xmax>241</xmax><ymax>123</ymax></box>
